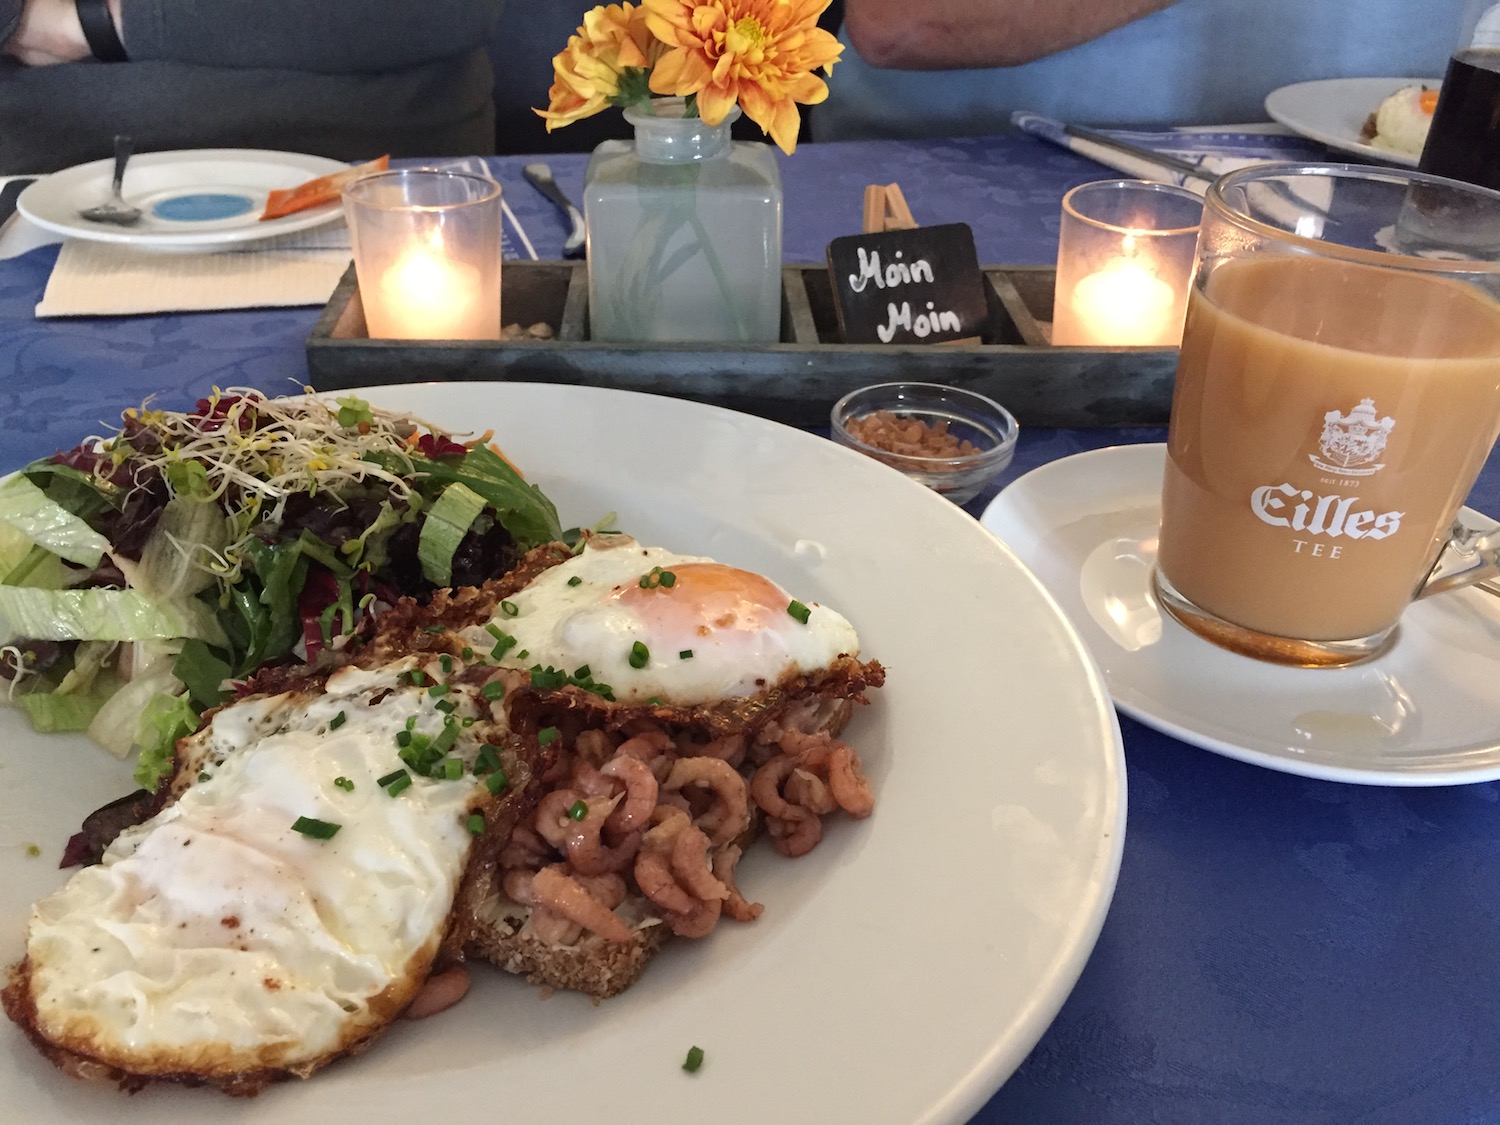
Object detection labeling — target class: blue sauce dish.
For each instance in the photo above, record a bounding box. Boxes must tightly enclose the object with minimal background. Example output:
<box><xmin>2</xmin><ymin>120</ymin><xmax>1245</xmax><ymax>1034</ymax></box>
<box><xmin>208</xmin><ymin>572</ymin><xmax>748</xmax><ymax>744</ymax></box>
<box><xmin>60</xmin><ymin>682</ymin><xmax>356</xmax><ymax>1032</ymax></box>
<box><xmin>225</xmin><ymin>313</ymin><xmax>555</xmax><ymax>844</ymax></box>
<box><xmin>151</xmin><ymin>193</ymin><xmax>256</xmax><ymax>223</ymax></box>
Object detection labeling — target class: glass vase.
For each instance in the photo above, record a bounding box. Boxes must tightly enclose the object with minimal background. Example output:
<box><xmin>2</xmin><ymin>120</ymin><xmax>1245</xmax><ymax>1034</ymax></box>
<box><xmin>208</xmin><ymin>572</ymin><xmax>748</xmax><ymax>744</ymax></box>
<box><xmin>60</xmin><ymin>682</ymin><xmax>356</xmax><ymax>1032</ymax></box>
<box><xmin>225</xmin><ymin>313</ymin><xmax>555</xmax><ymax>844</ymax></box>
<box><xmin>583</xmin><ymin>98</ymin><xmax>783</xmax><ymax>343</ymax></box>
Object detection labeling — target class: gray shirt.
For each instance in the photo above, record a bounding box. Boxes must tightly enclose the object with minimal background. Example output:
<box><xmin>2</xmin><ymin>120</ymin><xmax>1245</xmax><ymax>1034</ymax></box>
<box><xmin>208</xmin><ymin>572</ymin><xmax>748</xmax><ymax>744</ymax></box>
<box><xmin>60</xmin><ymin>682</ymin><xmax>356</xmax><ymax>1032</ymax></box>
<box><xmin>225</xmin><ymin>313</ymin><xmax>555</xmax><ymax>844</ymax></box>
<box><xmin>0</xmin><ymin>0</ymin><xmax>500</xmax><ymax>173</ymax></box>
<box><xmin>816</xmin><ymin>0</ymin><xmax>1462</xmax><ymax>141</ymax></box>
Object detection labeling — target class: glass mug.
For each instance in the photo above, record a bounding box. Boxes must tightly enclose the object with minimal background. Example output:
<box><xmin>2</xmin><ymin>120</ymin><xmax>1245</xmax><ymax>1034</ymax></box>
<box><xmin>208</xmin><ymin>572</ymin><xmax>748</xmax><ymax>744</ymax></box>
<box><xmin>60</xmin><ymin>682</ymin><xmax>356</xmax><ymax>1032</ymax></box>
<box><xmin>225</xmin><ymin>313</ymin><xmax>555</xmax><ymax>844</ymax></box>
<box><xmin>1153</xmin><ymin>163</ymin><xmax>1500</xmax><ymax>667</ymax></box>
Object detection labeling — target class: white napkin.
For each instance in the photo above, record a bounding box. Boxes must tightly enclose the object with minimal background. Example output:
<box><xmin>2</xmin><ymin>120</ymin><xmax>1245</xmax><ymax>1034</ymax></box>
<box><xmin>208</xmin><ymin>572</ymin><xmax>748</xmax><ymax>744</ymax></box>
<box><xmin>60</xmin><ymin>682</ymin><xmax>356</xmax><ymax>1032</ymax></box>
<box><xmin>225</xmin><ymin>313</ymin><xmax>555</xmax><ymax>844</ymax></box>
<box><xmin>34</xmin><ymin>224</ymin><xmax>353</xmax><ymax>318</ymax></box>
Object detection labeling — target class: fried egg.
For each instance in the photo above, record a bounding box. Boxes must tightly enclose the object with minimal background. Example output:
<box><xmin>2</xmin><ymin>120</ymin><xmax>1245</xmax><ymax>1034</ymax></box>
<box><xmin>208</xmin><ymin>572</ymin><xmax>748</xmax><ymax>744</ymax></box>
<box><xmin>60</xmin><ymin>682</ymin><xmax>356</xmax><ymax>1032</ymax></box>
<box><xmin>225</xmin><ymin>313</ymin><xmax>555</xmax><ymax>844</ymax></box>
<box><xmin>13</xmin><ymin>657</ymin><xmax>493</xmax><ymax>1085</ymax></box>
<box><xmin>468</xmin><ymin>537</ymin><xmax>860</xmax><ymax>705</ymax></box>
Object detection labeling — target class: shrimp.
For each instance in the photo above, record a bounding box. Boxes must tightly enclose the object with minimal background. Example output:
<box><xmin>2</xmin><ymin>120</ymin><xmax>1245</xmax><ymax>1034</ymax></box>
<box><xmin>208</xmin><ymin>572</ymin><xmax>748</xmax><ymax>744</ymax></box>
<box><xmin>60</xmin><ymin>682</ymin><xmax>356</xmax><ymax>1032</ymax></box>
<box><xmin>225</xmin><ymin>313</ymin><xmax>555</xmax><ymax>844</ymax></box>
<box><xmin>503</xmin><ymin>869</ymin><xmax>582</xmax><ymax>945</ymax></box>
<box><xmin>670</xmin><ymin>823</ymin><xmax>729</xmax><ymax>902</ymax></box>
<box><xmin>600</xmin><ymin>753</ymin><xmax>659</xmax><ymax>836</ymax></box>
<box><xmin>750</xmin><ymin>754</ymin><xmax>802</xmax><ymax>820</ymax></box>
<box><xmin>785</xmin><ymin>766</ymin><xmax>837</xmax><ymax>816</ymax></box>
<box><xmin>404</xmin><ymin>965</ymin><xmax>471</xmax><ymax>1020</ymax></box>
<box><xmin>564</xmin><ymin>794</ymin><xmax>638</xmax><ymax>876</ymax></box>
<box><xmin>665</xmin><ymin>896</ymin><xmax>723</xmax><ymax>939</ymax></box>
<box><xmin>532</xmin><ymin>864</ymin><xmax>633</xmax><ymax>944</ymax></box>
<box><xmin>767</xmin><ymin>810</ymin><xmax>822</xmax><ymax>858</ymax></box>
<box><xmin>713</xmin><ymin>844</ymin><xmax>764</xmax><ymax>922</ymax></box>
<box><xmin>634</xmin><ymin>849</ymin><xmax>697</xmax><ymax>915</ymax></box>
<box><xmin>827</xmin><ymin>742</ymin><xmax>875</xmax><ymax>818</ymax></box>
<box><xmin>634</xmin><ymin>806</ymin><xmax>696</xmax><ymax>915</ymax></box>
<box><xmin>573</xmin><ymin>727</ymin><xmax>617</xmax><ymax>765</ymax></box>
<box><xmin>532</xmin><ymin>788</ymin><xmax>584</xmax><ymax>850</ymax></box>
<box><xmin>664</xmin><ymin>755</ymin><xmax>750</xmax><ymax>846</ymax></box>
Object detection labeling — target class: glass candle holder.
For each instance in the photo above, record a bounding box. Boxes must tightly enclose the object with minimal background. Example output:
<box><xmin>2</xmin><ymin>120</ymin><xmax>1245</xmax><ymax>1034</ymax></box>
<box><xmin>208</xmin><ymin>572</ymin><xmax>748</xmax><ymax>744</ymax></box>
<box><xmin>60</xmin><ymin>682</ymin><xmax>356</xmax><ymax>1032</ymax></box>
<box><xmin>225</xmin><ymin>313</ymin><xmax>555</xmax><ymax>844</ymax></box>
<box><xmin>342</xmin><ymin>168</ymin><xmax>503</xmax><ymax>341</ymax></box>
<box><xmin>1051</xmin><ymin>179</ymin><xmax>1202</xmax><ymax>348</ymax></box>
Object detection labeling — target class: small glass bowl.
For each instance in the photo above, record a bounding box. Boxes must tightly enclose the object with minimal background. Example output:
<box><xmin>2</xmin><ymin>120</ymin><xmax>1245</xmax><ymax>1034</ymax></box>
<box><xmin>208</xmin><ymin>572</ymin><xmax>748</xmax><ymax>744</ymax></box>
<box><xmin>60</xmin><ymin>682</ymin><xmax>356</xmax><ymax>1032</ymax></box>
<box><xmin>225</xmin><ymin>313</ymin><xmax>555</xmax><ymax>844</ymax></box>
<box><xmin>830</xmin><ymin>382</ymin><xmax>1020</xmax><ymax>504</ymax></box>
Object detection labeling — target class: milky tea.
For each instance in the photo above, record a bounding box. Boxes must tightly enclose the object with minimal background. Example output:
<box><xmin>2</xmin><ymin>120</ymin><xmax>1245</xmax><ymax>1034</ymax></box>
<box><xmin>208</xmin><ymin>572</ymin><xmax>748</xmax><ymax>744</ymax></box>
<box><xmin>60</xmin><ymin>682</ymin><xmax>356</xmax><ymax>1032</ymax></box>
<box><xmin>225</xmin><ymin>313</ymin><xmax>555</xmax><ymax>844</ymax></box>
<box><xmin>1155</xmin><ymin>253</ymin><xmax>1500</xmax><ymax>664</ymax></box>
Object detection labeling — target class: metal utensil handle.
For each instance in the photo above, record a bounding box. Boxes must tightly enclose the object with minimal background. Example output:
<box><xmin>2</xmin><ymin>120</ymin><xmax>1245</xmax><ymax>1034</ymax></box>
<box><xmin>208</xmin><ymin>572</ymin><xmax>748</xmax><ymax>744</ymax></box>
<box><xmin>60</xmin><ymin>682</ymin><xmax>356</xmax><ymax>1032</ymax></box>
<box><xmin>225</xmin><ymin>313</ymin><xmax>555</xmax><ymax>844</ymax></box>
<box><xmin>111</xmin><ymin>135</ymin><xmax>134</xmax><ymax>193</ymax></box>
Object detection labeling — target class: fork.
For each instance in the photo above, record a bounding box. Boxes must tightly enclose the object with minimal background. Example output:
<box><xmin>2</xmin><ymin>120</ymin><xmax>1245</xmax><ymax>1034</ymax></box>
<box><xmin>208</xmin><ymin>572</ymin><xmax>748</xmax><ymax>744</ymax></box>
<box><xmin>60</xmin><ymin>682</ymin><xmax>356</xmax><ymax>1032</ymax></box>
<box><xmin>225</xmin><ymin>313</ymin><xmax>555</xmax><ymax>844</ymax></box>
<box><xmin>79</xmin><ymin>135</ymin><xmax>143</xmax><ymax>226</ymax></box>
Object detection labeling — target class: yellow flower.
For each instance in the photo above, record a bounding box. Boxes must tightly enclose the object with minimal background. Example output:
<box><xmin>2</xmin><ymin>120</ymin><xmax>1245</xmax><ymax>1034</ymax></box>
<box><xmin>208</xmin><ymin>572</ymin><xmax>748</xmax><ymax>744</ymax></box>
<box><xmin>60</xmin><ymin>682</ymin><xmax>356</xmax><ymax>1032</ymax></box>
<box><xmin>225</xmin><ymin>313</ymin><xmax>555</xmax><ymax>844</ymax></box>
<box><xmin>537</xmin><ymin>3</ymin><xmax>659</xmax><ymax>132</ymax></box>
<box><xmin>641</xmin><ymin>0</ymin><xmax>842</xmax><ymax>154</ymax></box>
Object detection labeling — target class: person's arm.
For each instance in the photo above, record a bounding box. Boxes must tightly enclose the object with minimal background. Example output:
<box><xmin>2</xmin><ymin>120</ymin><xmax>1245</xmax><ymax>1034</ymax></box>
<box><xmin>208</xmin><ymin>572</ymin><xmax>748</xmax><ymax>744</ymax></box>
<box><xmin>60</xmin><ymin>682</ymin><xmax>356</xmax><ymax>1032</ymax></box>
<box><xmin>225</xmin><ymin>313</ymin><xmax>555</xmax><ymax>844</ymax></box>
<box><xmin>843</xmin><ymin>0</ymin><xmax>1180</xmax><ymax>70</ymax></box>
<box><xmin>2</xmin><ymin>0</ymin><xmax>121</xmax><ymax>66</ymax></box>
<box><xmin>119</xmin><ymin>0</ymin><xmax>499</xmax><ymax>75</ymax></box>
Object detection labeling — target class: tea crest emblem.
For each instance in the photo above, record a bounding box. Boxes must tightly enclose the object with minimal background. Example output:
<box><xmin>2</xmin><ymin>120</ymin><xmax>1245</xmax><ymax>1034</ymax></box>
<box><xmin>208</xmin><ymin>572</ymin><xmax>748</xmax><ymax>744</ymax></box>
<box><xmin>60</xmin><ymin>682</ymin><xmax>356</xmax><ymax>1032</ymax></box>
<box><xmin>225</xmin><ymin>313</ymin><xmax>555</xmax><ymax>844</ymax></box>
<box><xmin>1309</xmin><ymin>398</ymin><xmax>1395</xmax><ymax>475</ymax></box>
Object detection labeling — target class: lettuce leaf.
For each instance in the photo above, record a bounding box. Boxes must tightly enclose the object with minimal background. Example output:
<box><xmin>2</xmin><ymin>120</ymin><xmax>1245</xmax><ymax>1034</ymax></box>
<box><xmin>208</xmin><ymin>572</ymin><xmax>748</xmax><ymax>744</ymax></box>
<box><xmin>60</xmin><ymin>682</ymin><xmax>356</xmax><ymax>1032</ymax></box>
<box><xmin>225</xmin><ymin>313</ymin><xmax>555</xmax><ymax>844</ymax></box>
<box><xmin>0</xmin><ymin>586</ymin><xmax>227</xmax><ymax>646</ymax></box>
<box><xmin>0</xmin><ymin>472</ymin><xmax>110</xmax><ymax>568</ymax></box>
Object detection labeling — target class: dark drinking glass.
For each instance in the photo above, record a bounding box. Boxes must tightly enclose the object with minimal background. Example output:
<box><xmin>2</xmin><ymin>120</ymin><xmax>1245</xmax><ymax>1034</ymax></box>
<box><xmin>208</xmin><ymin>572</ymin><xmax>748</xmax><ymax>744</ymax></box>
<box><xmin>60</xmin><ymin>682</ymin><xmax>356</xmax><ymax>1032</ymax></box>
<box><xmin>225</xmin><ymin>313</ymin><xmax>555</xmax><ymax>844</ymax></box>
<box><xmin>1418</xmin><ymin>48</ymin><xmax>1500</xmax><ymax>190</ymax></box>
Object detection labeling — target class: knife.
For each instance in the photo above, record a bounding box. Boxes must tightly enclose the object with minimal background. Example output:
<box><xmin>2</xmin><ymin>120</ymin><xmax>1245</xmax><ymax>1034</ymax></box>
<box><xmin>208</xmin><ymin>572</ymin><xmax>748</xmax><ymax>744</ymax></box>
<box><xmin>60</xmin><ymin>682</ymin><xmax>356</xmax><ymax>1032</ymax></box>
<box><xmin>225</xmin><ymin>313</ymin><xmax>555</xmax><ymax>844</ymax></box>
<box><xmin>521</xmin><ymin>163</ymin><xmax>586</xmax><ymax>260</ymax></box>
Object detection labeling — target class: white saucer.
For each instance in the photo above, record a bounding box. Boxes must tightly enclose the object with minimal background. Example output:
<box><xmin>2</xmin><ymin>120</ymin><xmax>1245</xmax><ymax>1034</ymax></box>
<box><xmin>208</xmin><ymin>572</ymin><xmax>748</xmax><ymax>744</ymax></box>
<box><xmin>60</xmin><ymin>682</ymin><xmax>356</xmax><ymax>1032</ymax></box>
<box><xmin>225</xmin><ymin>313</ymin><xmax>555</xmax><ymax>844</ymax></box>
<box><xmin>980</xmin><ymin>443</ymin><xmax>1500</xmax><ymax>786</ymax></box>
<box><xmin>18</xmin><ymin>148</ymin><xmax>348</xmax><ymax>250</ymax></box>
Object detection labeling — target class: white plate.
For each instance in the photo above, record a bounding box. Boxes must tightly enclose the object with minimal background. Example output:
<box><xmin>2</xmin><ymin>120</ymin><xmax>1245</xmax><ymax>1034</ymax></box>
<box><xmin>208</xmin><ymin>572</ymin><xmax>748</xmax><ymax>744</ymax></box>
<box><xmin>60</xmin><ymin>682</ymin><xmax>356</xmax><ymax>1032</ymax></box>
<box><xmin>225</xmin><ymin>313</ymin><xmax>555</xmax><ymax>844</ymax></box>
<box><xmin>0</xmin><ymin>384</ymin><xmax>1125</xmax><ymax>1124</ymax></box>
<box><xmin>980</xmin><ymin>442</ymin><xmax>1500</xmax><ymax>786</ymax></box>
<box><xmin>1264</xmin><ymin>77</ymin><xmax>1442</xmax><ymax>168</ymax></box>
<box><xmin>17</xmin><ymin>149</ymin><xmax>349</xmax><ymax>250</ymax></box>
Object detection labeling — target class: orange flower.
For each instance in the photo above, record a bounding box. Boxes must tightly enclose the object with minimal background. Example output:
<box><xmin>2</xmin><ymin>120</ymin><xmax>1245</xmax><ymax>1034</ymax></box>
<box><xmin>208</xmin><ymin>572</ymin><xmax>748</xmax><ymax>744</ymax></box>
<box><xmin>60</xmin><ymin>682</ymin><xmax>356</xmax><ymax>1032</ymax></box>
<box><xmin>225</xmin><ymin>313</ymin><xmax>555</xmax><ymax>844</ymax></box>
<box><xmin>640</xmin><ymin>0</ymin><xmax>842</xmax><ymax>154</ymax></box>
<box><xmin>536</xmin><ymin>3</ymin><xmax>659</xmax><ymax>132</ymax></box>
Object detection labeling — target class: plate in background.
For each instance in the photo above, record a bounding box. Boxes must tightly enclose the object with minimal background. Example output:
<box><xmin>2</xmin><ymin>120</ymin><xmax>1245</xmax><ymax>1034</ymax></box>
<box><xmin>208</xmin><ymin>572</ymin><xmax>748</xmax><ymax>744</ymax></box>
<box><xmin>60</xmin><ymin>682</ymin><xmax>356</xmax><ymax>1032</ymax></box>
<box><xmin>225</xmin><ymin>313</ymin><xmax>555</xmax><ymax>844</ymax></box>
<box><xmin>1265</xmin><ymin>77</ymin><xmax>1442</xmax><ymax>168</ymax></box>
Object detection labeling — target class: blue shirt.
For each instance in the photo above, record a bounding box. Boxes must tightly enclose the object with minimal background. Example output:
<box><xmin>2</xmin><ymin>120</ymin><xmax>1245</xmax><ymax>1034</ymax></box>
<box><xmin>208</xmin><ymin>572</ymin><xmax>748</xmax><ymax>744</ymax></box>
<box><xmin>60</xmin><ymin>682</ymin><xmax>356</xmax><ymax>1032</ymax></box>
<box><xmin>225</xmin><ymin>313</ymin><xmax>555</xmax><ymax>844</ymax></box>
<box><xmin>814</xmin><ymin>0</ymin><xmax>1462</xmax><ymax>140</ymax></box>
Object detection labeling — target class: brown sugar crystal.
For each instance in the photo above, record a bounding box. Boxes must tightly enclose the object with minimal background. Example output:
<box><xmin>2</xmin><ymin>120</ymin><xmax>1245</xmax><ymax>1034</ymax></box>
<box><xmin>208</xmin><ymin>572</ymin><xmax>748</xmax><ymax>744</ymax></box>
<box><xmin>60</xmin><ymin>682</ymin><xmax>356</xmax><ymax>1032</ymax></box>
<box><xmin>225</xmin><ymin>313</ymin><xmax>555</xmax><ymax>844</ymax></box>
<box><xmin>845</xmin><ymin>410</ymin><xmax>980</xmax><ymax>460</ymax></box>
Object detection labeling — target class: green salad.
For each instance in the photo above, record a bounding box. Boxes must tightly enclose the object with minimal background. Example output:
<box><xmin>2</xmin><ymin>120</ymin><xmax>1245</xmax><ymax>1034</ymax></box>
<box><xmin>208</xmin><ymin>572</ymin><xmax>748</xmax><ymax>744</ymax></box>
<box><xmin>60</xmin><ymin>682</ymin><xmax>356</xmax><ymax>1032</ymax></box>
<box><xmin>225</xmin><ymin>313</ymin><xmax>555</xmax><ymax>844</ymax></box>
<box><xmin>0</xmin><ymin>388</ymin><xmax>562</xmax><ymax>791</ymax></box>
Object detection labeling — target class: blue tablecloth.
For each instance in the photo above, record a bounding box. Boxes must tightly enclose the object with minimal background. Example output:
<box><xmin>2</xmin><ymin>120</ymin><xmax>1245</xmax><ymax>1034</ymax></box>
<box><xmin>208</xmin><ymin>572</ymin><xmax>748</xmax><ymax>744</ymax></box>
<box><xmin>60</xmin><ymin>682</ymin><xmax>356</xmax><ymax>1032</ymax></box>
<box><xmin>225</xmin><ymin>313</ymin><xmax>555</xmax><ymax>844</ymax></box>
<box><xmin>2</xmin><ymin>132</ymin><xmax>1498</xmax><ymax>1124</ymax></box>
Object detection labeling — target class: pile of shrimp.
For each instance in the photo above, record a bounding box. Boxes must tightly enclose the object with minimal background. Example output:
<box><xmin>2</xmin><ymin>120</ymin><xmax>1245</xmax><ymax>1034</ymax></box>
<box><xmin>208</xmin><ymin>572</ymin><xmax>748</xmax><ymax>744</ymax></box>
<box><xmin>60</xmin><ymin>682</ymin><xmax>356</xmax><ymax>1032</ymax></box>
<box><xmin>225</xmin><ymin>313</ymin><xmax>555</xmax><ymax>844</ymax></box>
<box><xmin>498</xmin><ymin>709</ymin><xmax>875</xmax><ymax>946</ymax></box>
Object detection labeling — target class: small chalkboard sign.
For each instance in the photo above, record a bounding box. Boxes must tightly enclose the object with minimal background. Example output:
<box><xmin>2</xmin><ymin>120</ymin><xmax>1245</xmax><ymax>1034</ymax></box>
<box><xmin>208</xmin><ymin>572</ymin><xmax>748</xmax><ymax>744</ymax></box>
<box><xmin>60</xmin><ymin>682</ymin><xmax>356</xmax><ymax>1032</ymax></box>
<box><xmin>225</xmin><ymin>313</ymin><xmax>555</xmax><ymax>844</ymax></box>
<box><xmin>826</xmin><ymin>222</ymin><xmax>989</xmax><ymax>345</ymax></box>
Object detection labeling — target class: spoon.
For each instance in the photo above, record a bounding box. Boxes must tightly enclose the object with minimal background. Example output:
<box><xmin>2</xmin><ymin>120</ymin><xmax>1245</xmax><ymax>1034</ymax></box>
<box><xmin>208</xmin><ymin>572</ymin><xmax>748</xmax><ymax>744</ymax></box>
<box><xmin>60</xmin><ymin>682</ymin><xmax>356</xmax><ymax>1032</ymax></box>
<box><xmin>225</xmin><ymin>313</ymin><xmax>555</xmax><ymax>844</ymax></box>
<box><xmin>522</xmin><ymin>162</ymin><xmax>586</xmax><ymax>259</ymax></box>
<box><xmin>79</xmin><ymin>135</ymin><xmax>143</xmax><ymax>226</ymax></box>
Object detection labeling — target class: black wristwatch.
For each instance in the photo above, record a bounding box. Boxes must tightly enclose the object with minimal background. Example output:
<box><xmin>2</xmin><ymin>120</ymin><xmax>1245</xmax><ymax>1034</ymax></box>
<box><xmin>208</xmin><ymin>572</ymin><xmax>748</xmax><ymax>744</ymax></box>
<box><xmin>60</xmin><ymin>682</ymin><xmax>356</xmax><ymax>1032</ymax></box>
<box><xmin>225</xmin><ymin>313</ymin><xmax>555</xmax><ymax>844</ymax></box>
<box><xmin>75</xmin><ymin>0</ymin><xmax>128</xmax><ymax>62</ymax></box>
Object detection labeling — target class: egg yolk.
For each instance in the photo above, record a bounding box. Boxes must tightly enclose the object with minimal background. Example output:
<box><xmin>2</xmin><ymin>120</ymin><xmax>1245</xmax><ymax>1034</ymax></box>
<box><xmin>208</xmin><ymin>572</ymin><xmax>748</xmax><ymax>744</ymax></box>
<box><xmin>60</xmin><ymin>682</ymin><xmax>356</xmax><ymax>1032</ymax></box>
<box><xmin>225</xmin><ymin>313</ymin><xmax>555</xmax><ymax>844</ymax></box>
<box><xmin>613</xmin><ymin>562</ymin><xmax>791</xmax><ymax>638</ymax></box>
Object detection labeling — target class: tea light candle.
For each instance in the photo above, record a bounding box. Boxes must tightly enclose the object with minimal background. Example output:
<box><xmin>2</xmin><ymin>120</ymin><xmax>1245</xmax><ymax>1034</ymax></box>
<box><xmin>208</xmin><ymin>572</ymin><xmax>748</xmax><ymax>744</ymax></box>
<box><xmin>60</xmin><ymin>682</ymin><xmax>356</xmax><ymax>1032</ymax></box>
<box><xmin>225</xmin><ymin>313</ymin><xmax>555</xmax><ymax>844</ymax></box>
<box><xmin>1067</xmin><ymin>254</ymin><xmax>1179</xmax><ymax>347</ymax></box>
<box><xmin>1051</xmin><ymin>180</ymin><xmax>1202</xmax><ymax>348</ymax></box>
<box><xmin>372</xmin><ymin>247</ymin><xmax>484</xmax><ymax>340</ymax></box>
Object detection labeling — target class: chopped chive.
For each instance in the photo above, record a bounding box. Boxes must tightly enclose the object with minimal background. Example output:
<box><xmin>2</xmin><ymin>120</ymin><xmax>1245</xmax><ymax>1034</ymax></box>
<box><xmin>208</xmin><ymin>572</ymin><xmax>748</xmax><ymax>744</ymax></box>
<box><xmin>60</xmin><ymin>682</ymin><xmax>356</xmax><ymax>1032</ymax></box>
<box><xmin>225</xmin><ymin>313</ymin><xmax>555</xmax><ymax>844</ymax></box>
<box><xmin>406</xmin><ymin>715</ymin><xmax>418</xmax><ymax>730</ymax></box>
<box><xmin>659</xmin><ymin>569</ymin><xmax>676</xmax><ymax>588</ymax></box>
<box><xmin>396</xmin><ymin>729</ymin><xmax>412</xmax><ymax>747</ymax></box>
<box><xmin>435</xmin><ymin>699</ymin><xmax>457</xmax><ymax>714</ymax></box>
<box><xmin>629</xmin><ymin>641</ymin><xmax>650</xmax><ymax>669</ymax></box>
<box><xmin>197</xmin><ymin>771</ymin><xmax>210</xmax><ymax>783</ymax></box>
<box><xmin>467</xmin><ymin>813</ymin><xmax>485</xmax><ymax>836</ymax></box>
<box><xmin>500</xmin><ymin>600</ymin><xmax>519</xmax><ymax>617</ymax></box>
<box><xmin>291</xmin><ymin>816</ymin><xmax>341</xmax><ymax>840</ymax></box>
<box><xmin>461</xmin><ymin>646</ymin><xmax>474</xmax><ymax>659</ymax></box>
<box><xmin>475</xmin><ymin>744</ymin><xmax>501</xmax><ymax>773</ymax></box>
<box><xmin>386</xmin><ymin>774</ymin><xmax>413</xmax><ymax>797</ymax></box>
<box><xmin>482</xmin><ymin>679</ymin><xmax>505</xmax><ymax>701</ymax></box>
<box><xmin>683</xmin><ymin>1046</ymin><xmax>705</xmax><ymax>1073</ymax></box>
<box><xmin>428</xmin><ymin>682</ymin><xmax>450</xmax><ymax>697</ymax></box>
<box><xmin>573</xmin><ymin>664</ymin><xmax>592</xmax><ymax>680</ymax></box>
<box><xmin>485</xmin><ymin>621</ymin><xmax>505</xmax><ymax>640</ymax></box>
<box><xmin>334</xmin><ymin>776</ymin><xmax>355</xmax><ymax>792</ymax></box>
<box><xmin>328</xmin><ymin>710</ymin><xmax>347</xmax><ymax>730</ymax></box>
<box><xmin>377</xmin><ymin>768</ymin><xmax>409</xmax><ymax>788</ymax></box>
<box><xmin>486</xmin><ymin>768</ymin><xmax>509</xmax><ymax>795</ymax></box>
<box><xmin>678</xmin><ymin>649</ymin><xmax>693</xmax><ymax>660</ymax></box>
<box><xmin>567</xmin><ymin>575</ymin><xmax>583</xmax><ymax>587</ymax></box>
<box><xmin>538</xmin><ymin>726</ymin><xmax>559</xmax><ymax>747</ymax></box>
<box><xmin>443</xmin><ymin>757</ymin><xmax>464</xmax><ymax>780</ymax></box>
<box><xmin>531</xmin><ymin>666</ymin><xmax>568</xmax><ymax>689</ymax></box>
<box><xmin>439</xmin><ymin>654</ymin><xmax>453</xmax><ymax>674</ymax></box>
<box><xmin>424</xmin><ymin>624</ymin><xmax>446</xmax><ymax>634</ymax></box>
<box><xmin>516</xmin><ymin>649</ymin><xmax>529</xmax><ymax>660</ymax></box>
<box><xmin>408</xmin><ymin>669</ymin><xmax>428</xmax><ymax>686</ymax></box>
<box><xmin>567</xmin><ymin>799</ymin><xmax>588</xmax><ymax>821</ymax></box>
<box><xmin>647</xmin><ymin>695</ymin><xmax>664</xmax><ymax>706</ymax></box>
<box><xmin>787</xmin><ymin>599</ymin><xmax>811</xmax><ymax>624</ymax></box>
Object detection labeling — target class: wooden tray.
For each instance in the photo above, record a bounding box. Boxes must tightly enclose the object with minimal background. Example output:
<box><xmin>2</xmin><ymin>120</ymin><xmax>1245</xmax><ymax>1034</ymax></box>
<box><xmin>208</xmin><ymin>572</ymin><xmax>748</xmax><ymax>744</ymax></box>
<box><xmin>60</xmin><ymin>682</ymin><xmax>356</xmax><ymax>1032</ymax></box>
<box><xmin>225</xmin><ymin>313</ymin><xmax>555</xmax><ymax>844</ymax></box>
<box><xmin>305</xmin><ymin>261</ymin><xmax>1177</xmax><ymax>428</ymax></box>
